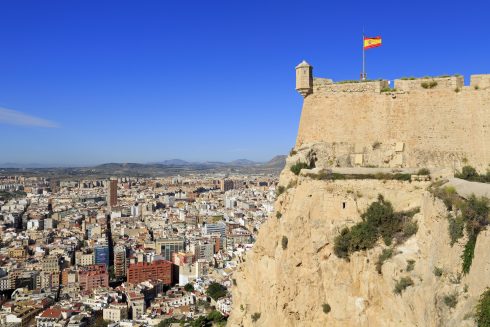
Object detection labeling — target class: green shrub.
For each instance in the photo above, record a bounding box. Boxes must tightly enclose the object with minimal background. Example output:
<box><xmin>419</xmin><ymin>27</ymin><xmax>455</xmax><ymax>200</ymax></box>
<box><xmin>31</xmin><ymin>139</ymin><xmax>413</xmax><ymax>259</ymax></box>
<box><xmin>333</xmin><ymin>228</ymin><xmax>351</xmax><ymax>259</ymax></box>
<box><xmin>458</xmin><ymin>165</ymin><xmax>479</xmax><ymax>180</ymax></box>
<box><xmin>251</xmin><ymin>312</ymin><xmax>261</xmax><ymax>322</ymax></box>
<box><xmin>394</xmin><ymin>277</ymin><xmax>414</xmax><ymax>295</ymax></box>
<box><xmin>184</xmin><ymin>283</ymin><xmax>194</xmax><ymax>292</ymax></box>
<box><xmin>333</xmin><ymin>196</ymin><xmax>419</xmax><ymax>258</ymax></box>
<box><xmin>289</xmin><ymin>148</ymin><xmax>297</xmax><ymax>156</ymax></box>
<box><xmin>444</xmin><ymin>293</ymin><xmax>458</xmax><ymax>308</ymax></box>
<box><xmin>406</xmin><ymin>259</ymin><xmax>416</xmax><ymax>272</ymax></box>
<box><xmin>207</xmin><ymin>310</ymin><xmax>224</xmax><ymax>323</ymax></box>
<box><xmin>376</xmin><ymin>248</ymin><xmax>393</xmax><ymax>274</ymax></box>
<box><xmin>206</xmin><ymin>282</ymin><xmax>227</xmax><ymax>300</ymax></box>
<box><xmin>290</xmin><ymin>162</ymin><xmax>310</xmax><ymax>175</ymax></box>
<box><xmin>433</xmin><ymin>266</ymin><xmax>443</xmax><ymax>277</ymax></box>
<box><xmin>448</xmin><ymin>215</ymin><xmax>464</xmax><ymax>246</ymax></box>
<box><xmin>462</xmin><ymin>195</ymin><xmax>489</xmax><ymax>236</ymax></box>
<box><xmin>421</xmin><ymin>80</ymin><xmax>438</xmax><ymax>89</ymax></box>
<box><xmin>476</xmin><ymin>288</ymin><xmax>490</xmax><ymax>326</ymax></box>
<box><xmin>402</xmin><ymin>221</ymin><xmax>418</xmax><ymax>239</ymax></box>
<box><xmin>417</xmin><ymin>168</ymin><xmax>431</xmax><ymax>175</ymax></box>
<box><xmin>462</xmin><ymin>234</ymin><xmax>477</xmax><ymax>274</ymax></box>
<box><xmin>430</xmin><ymin>184</ymin><xmax>462</xmax><ymax>211</ymax></box>
<box><xmin>276</xmin><ymin>186</ymin><xmax>285</xmax><ymax>196</ymax></box>
<box><xmin>347</xmin><ymin>221</ymin><xmax>378</xmax><ymax>251</ymax></box>
<box><xmin>281</xmin><ymin>236</ymin><xmax>288</xmax><ymax>250</ymax></box>
<box><xmin>276</xmin><ymin>211</ymin><xmax>282</xmax><ymax>219</ymax></box>
<box><xmin>381</xmin><ymin>87</ymin><xmax>397</xmax><ymax>92</ymax></box>
<box><xmin>322</xmin><ymin>303</ymin><xmax>331</xmax><ymax>314</ymax></box>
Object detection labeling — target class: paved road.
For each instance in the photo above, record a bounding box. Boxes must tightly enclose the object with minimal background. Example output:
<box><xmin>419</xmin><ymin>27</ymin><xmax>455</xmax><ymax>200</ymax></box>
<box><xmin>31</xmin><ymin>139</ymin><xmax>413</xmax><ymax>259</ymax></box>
<box><xmin>447</xmin><ymin>178</ymin><xmax>490</xmax><ymax>198</ymax></box>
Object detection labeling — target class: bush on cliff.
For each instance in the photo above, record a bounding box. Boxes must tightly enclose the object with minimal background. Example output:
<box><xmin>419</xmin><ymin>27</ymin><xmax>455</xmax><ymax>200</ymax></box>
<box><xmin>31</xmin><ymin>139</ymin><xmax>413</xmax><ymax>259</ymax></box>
<box><xmin>476</xmin><ymin>288</ymin><xmax>490</xmax><ymax>326</ymax></box>
<box><xmin>282</xmin><ymin>236</ymin><xmax>288</xmax><ymax>250</ymax></box>
<box><xmin>290</xmin><ymin>162</ymin><xmax>310</xmax><ymax>175</ymax></box>
<box><xmin>456</xmin><ymin>165</ymin><xmax>490</xmax><ymax>183</ymax></box>
<box><xmin>394</xmin><ymin>277</ymin><xmax>414</xmax><ymax>295</ymax></box>
<box><xmin>206</xmin><ymin>282</ymin><xmax>227</xmax><ymax>301</ymax></box>
<box><xmin>333</xmin><ymin>195</ymin><xmax>419</xmax><ymax>258</ymax></box>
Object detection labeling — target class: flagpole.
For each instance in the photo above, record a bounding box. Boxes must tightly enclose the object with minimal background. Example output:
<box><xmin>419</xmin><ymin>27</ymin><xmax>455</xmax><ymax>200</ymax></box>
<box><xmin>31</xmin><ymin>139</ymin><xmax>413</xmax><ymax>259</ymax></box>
<box><xmin>362</xmin><ymin>37</ymin><xmax>365</xmax><ymax>81</ymax></box>
<box><xmin>362</xmin><ymin>30</ymin><xmax>366</xmax><ymax>81</ymax></box>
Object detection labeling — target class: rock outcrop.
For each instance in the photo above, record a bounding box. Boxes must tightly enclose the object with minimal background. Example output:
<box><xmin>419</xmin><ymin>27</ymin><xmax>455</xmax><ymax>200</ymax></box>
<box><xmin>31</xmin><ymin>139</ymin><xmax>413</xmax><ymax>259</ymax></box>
<box><xmin>229</xmin><ymin>174</ymin><xmax>490</xmax><ymax>326</ymax></box>
<box><xmin>228</xmin><ymin>66</ymin><xmax>490</xmax><ymax>326</ymax></box>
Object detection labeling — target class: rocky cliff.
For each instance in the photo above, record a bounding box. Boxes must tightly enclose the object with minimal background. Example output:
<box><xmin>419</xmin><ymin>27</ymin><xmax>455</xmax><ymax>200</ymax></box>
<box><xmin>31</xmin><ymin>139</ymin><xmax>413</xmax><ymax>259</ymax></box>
<box><xmin>229</xmin><ymin>170</ymin><xmax>490</xmax><ymax>326</ymax></box>
<box><xmin>228</xmin><ymin>68</ymin><xmax>490</xmax><ymax>326</ymax></box>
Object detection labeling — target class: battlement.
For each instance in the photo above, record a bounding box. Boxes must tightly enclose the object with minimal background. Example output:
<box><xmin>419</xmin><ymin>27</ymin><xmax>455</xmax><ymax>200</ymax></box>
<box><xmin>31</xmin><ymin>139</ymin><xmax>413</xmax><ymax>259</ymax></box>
<box><xmin>296</xmin><ymin>61</ymin><xmax>490</xmax><ymax>96</ymax></box>
<box><xmin>313</xmin><ymin>78</ymin><xmax>389</xmax><ymax>93</ymax></box>
<box><xmin>295</xmin><ymin>61</ymin><xmax>490</xmax><ymax>172</ymax></box>
<box><xmin>394</xmin><ymin>76</ymin><xmax>463</xmax><ymax>91</ymax></box>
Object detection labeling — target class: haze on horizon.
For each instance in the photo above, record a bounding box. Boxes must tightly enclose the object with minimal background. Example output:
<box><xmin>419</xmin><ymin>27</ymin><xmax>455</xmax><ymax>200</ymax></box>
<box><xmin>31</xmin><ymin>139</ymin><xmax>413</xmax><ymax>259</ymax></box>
<box><xmin>1</xmin><ymin>0</ymin><xmax>489</xmax><ymax>166</ymax></box>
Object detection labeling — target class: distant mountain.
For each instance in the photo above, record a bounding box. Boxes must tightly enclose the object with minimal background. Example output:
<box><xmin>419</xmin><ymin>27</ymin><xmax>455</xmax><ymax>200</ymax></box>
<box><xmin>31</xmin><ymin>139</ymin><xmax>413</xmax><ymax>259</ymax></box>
<box><xmin>262</xmin><ymin>155</ymin><xmax>287</xmax><ymax>169</ymax></box>
<box><xmin>230</xmin><ymin>159</ymin><xmax>257</xmax><ymax>166</ymax></box>
<box><xmin>154</xmin><ymin>159</ymin><xmax>191</xmax><ymax>166</ymax></box>
<box><xmin>0</xmin><ymin>155</ymin><xmax>287</xmax><ymax>177</ymax></box>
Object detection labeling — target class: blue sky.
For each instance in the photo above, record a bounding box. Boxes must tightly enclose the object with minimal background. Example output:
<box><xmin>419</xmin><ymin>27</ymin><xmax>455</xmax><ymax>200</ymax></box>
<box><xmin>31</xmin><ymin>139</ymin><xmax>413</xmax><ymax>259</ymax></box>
<box><xmin>1</xmin><ymin>0</ymin><xmax>489</xmax><ymax>166</ymax></box>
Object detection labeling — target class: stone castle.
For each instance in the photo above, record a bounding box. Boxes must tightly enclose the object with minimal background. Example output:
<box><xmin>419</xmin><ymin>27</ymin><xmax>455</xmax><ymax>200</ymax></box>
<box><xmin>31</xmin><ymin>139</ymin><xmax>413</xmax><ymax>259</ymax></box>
<box><xmin>228</xmin><ymin>63</ymin><xmax>490</xmax><ymax>327</ymax></box>
<box><xmin>295</xmin><ymin>61</ymin><xmax>490</xmax><ymax>172</ymax></box>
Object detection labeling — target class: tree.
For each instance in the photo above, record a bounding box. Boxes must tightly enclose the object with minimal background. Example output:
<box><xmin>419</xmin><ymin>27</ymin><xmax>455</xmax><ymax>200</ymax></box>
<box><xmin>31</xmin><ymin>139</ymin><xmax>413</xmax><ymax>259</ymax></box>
<box><xmin>206</xmin><ymin>282</ymin><xmax>227</xmax><ymax>301</ymax></box>
<box><xmin>184</xmin><ymin>283</ymin><xmax>195</xmax><ymax>292</ymax></box>
<box><xmin>207</xmin><ymin>310</ymin><xmax>224</xmax><ymax>322</ymax></box>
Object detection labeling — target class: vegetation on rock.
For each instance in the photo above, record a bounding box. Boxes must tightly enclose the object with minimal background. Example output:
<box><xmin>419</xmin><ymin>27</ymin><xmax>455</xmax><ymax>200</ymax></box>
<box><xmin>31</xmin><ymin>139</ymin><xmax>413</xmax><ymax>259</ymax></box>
<box><xmin>476</xmin><ymin>288</ymin><xmax>490</xmax><ymax>326</ymax></box>
<box><xmin>251</xmin><ymin>312</ymin><xmax>261</xmax><ymax>322</ymax></box>
<box><xmin>206</xmin><ymin>282</ymin><xmax>227</xmax><ymax>301</ymax></box>
<box><xmin>456</xmin><ymin>165</ymin><xmax>490</xmax><ymax>183</ymax></box>
<box><xmin>394</xmin><ymin>277</ymin><xmax>414</xmax><ymax>295</ymax></box>
<box><xmin>443</xmin><ymin>293</ymin><xmax>458</xmax><ymax>309</ymax></box>
<box><xmin>376</xmin><ymin>248</ymin><xmax>393</xmax><ymax>274</ymax></box>
<box><xmin>322</xmin><ymin>303</ymin><xmax>331</xmax><ymax>314</ymax></box>
<box><xmin>281</xmin><ymin>236</ymin><xmax>288</xmax><ymax>250</ymax></box>
<box><xmin>290</xmin><ymin>162</ymin><xmax>311</xmax><ymax>175</ymax></box>
<box><xmin>334</xmin><ymin>195</ymin><xmax>419</xmax><ymax>259</ymax></box>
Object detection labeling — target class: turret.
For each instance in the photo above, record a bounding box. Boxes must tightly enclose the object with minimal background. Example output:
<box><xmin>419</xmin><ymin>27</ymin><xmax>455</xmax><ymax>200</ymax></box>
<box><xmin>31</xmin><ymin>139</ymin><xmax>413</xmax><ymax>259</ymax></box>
<box><xmin>295</xmin><ymin>60</ymin><xmax>313</xmax><ymax>97</ymax></box>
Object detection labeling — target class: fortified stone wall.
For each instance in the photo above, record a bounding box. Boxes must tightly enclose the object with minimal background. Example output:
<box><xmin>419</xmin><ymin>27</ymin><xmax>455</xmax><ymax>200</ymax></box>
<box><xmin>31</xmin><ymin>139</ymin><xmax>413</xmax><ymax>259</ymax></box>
<box><xmin>296</xmin><ymin>71</ymin><xmax>490</xmax><ymax>172</ymax></box>
<box><xmin>394</xmin><ymin>76</ymin><xmax>463</xmax><ymax>91</ymax></box>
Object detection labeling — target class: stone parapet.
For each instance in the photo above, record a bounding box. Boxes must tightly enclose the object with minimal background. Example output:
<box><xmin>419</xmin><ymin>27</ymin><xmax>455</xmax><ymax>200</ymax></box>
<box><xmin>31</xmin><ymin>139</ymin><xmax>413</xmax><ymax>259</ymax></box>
<box><xmin>470</xmin><ymin>74</ymin><xmax>490</xmax><ymax>89</ymax></box>
<box><xmin>314</xmin><ymin>80</ymin><xmax>389</xmax><ymax>93</ymax></box>
<box><xmin>394</xmin><ymin>76</ymin><xmax>463</xmax><ymax>91</ymax></box>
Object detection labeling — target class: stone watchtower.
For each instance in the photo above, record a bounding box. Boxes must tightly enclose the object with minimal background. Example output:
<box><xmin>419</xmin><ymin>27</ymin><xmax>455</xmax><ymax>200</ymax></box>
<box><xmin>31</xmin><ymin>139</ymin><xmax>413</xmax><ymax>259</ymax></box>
<box><xmin>295</xmin><ymin>60</ymin><xmax>313</xmax><ymax>97</ymax></box>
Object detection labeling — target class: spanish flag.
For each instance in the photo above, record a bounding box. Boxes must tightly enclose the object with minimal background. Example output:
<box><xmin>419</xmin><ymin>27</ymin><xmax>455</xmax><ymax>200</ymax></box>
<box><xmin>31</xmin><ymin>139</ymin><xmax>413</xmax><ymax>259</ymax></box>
<box><xmin>363</xmin><ymin>36</ymin><xmax>382</xmax><ymax>49</ymax></box>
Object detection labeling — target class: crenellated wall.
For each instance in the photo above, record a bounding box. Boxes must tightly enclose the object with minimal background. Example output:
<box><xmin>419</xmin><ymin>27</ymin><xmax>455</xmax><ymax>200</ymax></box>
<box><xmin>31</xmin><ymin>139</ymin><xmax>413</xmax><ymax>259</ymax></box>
<box><xmin>296</xmin><ymin>72</ymin><xmax>490</xmax><ymax>171</ymax></box>
<box><xmin>394</xmin><ymin>76</ymin><xmax>463</xmax><ymax>91</ymax></box>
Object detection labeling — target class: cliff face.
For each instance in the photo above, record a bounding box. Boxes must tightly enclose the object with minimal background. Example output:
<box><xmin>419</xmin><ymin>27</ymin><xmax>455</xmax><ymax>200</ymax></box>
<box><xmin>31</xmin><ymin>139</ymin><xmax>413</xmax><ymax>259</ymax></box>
<box><xmin>229</xmin><ymin>174</ymin><xmax>490</xmax><ymax>326</ymax></box>
<box><xmin>229</xmin><ymin>70</ymin><xmax>490</xmax><ymax>326</ymax></box>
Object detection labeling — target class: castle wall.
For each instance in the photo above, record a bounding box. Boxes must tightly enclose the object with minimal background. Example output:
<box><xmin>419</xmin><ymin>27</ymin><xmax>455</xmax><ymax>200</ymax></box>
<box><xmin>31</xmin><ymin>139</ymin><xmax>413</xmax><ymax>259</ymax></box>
<box><xmin>394</xmin><ymin>76</ymin><xmax>463</xmax><ymax>91</ymax></box>
<box><xmin>296</xmin><ymin>78</ymin><xmax>490</xmax><ymax>171</ymax></box>
<box><xmin>313</xmin><ymin>80</ymin><xmax>388</xmax><ymax>93</ymax></box>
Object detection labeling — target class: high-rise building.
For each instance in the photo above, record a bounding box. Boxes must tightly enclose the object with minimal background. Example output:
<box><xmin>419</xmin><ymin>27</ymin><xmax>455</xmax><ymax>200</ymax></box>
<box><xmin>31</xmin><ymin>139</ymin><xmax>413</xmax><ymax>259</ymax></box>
<box><xmin>155</xmin><ymin>238</ymin><xmax>184</xmax><ymax>261</ymax></box>
<box><xmin>127</xmin><ymin>260</ymin><xmax>173</xmax><ymax>285</ymax></box>
<box><xmin>107</xmin><ymin>178</ymin><xmax>118</xmax><ymax>207</ymax></box>
<box><xmin>114</xmin><ymin>245</ymin><xmax>127</xmax><ymax>279</ymax></box>
<box><xmin>94</xmin><ymin>244</ymin><xmax>110</xmax><ymax>267</ymax></box>
<box><xmin>220</xmin><ymin>179</ymin><xmax>234</xmax><ymax>192</ymax></box>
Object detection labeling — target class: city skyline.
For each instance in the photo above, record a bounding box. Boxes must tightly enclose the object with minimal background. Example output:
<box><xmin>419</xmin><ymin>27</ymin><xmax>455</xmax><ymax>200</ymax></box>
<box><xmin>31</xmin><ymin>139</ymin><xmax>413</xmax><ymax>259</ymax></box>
<box><xmin>1</xmin><ymin>0</ymin><xmax>490</xmax><ymax>165</ymax></box>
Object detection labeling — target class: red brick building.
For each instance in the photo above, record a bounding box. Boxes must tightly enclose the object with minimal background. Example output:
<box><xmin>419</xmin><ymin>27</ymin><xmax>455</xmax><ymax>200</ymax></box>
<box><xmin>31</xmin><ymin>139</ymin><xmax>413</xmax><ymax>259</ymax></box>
<box><xmin>78</xmin><ymin>264</ymin><xmax>108</xmax><ymax>291</ymax></box>
<box><xmin>127</xmin><ymin>260</ymin><xmax>173</xmax><ymax>285</ymax></box>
